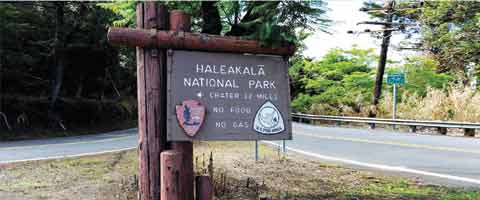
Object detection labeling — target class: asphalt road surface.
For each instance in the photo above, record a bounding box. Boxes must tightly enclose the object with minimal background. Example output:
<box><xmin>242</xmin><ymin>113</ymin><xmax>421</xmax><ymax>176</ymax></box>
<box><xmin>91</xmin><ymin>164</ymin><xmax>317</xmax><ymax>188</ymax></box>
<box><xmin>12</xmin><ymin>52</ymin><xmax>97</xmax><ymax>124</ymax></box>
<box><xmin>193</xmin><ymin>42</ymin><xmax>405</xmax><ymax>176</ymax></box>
<box><xmin>0</xmin><ymin>128</ymin><xmax>137</xmax><ymax>163</ymax></box>
<box><xmin>1</xmin><ymin>123</ymin><xmax>479</xmax><ymax>187</ymax></box>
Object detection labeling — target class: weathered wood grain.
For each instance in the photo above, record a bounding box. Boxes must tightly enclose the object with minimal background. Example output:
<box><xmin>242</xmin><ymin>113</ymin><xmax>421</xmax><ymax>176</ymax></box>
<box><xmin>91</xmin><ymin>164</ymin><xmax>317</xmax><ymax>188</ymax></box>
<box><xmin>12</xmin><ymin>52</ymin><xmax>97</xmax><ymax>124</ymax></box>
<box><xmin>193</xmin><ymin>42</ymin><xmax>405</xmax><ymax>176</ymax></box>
<box><xmin>195</xmin><ymin>175</ymin><xmax>213</xmax><ymax>200</ymax></box>
<box><xmin>160</xmin><ymin>150</ymin><xmax>183</xmax><ymax>200</ymax></box>
<box><xmin>136</xmin><ymin>2</ymin><xmax>168</xmax><ymax>200</ymax></box>
<box><xmin>107</xmin><ymin>28</ymin><xmax>295</xmax><ymax>56</ymax></box>
<box><xmin>168</xmin><ymin>10</ymin><xmax>194</xmax><ymax>200</ymax></box>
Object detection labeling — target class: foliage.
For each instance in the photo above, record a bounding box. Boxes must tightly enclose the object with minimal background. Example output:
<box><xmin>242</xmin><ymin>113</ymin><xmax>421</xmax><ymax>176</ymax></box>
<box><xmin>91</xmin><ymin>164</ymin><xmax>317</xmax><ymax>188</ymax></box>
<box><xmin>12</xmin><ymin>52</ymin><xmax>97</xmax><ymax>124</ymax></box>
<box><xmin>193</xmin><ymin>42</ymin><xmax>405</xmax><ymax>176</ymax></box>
<box><xmin>386</xmin><ymin>56</ymin><xmax>453</xmax><ymax>97</ymax></box>
<box><xmin>97</xmin><ymin>1</ymin><xmax>137</xmax><ymax>28</ymax></box>
<box><xmin>98</xmin><ymin>1</ymin><xmax>330</xmax><ymax>48</ymax></box>
<box><xmin>230</xmin><ymin>1</ymin><xmax>330</xmax><ymax>47</ymax></box>
<box><xmin>0</xmin><ymin>2</ymin><xmax>138</xmax><ymax>131</ymax></box>
<box><xmin>290</xmin><ymin>47</ymin><xmax>455</xmax><ymax>118</ymax></box>
<box><xmin>363</xmin><ymin>1</ymin><xmax>480</xmax><ymax>84</ymax></box>
<box><xmin>0</xmin><ymin>2</ymin><xmax>128</xmax><ymax>98</ymax></box>
<box><xmin>379</xmin><ymin>85</ymin><xmax>480</xmax><ymax>122</ymax></box>
<box><xmin>290</xmin><ymin>47</ymin><xmax>377</xmax><ymax>113</ymax></box>
<box><xmin>407</xmin><ymin>1</ymin><xmax>480</xmax><ymax>79</ymax></box>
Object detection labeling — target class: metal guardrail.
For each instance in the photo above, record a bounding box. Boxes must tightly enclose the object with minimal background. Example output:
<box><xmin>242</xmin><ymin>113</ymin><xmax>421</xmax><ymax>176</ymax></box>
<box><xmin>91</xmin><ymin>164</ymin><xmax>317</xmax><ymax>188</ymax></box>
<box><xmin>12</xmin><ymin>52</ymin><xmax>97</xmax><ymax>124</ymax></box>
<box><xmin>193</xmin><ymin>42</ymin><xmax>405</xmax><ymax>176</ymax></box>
<box><xmin>291</xmin><ymin>113</ymin><xmax>479</xmax><ymax>137</ymax></box>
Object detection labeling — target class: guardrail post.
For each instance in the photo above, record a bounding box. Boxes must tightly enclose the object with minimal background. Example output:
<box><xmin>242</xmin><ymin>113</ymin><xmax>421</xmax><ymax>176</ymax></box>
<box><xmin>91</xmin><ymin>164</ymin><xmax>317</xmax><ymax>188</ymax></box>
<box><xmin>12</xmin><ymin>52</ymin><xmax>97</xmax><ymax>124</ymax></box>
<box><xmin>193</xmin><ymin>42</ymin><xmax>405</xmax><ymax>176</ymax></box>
<box><xmin>409</xmin><ymin>126</ymin><xmax>416</xmax><ymax>133</ymax></box>
<box><xmin>437</xmin><ymin>127</ymin><xmax>447</xmax><ymax>135</ymax></box>
<box><xmin>464</xmin><ymin>128</ymin><xmax>475</xmax><ymax>137</ymax></box>
<box><xmin>335</xmin><ymin>121</ymin><xmax>341</xmax><ymax>127</ymax></box>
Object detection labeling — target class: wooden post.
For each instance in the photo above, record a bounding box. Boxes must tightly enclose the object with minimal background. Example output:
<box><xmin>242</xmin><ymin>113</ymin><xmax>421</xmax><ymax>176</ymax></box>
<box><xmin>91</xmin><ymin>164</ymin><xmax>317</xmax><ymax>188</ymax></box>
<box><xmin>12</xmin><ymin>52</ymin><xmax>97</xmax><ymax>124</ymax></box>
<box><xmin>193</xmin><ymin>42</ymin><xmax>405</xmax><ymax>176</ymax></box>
<box><xmin>169</xmin><ymin>142</ymin><xmax>194</xmax><ymax>199</ymax></box>
<box><xmin>168</xmin><ymin>10</ymin><xmax>194</xmax><ymax>200</ymax></box>
<box><xmin>161</xmin><ymin>150</ymin><xmax>183</xmax><ymax>200</ymax></box>
<box><xmin>136</xmin><ymin>2</ymin><xmax>168</xmax><ymax>200</ymax></box>
<box><xmin>195</xmin><ymin>175</ymin><xmax>213</xmax><ymax>200</ymax></box>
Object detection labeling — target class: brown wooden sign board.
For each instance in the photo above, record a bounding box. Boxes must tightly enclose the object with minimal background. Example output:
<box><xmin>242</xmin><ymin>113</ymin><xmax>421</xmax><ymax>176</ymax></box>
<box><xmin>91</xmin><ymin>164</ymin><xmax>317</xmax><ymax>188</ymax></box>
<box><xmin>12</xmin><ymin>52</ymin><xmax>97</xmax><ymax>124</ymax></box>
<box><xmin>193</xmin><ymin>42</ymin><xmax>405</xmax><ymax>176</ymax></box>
<box><xmin>167</xmin><ymin>50</ymin><xmax>292</xmax><ymax>141</ymax></box>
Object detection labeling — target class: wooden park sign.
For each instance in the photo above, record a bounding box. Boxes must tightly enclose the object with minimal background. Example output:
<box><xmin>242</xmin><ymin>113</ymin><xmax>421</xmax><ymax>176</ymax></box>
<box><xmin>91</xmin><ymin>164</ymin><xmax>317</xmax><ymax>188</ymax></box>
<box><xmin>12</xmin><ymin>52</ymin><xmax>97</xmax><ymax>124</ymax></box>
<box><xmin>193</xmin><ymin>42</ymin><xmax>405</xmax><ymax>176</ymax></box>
<box><xmin>107</xmin><ymin>2</ymin><xmax>294</xmax><ymax>200</ymax></box>
<box><xmin>167</xmin><ymin>50</ymin><xmax>292</xmax><ymax>141</ymax></box>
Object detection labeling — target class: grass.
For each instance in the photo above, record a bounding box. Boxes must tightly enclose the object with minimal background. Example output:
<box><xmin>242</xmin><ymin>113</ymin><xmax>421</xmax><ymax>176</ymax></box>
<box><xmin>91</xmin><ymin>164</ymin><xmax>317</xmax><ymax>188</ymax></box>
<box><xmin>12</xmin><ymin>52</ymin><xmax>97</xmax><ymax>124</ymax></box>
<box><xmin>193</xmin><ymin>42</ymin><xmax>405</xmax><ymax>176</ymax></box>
<box><xmin>308</xmin><ymin>85</ymin><xmax>480</xmax><ymax>124</ymax></box>
<box><xmin>195</xmin><ymin>141</ymin><xmax>479</xmax><ymax>200</ymax></box>
<box><xmin>379</xmin><ymin>86</ymin><xmax>480</xmax><ymax>123</ymax></box>
<box><xmin>0</xmin><ymin>141</ymin><xmax>478</xmax><ymax>200</ymax></box>
<box><xmin>0</xmin><ymin>150</ymin><xmax>138</xmax><ymax>200</ymax></box>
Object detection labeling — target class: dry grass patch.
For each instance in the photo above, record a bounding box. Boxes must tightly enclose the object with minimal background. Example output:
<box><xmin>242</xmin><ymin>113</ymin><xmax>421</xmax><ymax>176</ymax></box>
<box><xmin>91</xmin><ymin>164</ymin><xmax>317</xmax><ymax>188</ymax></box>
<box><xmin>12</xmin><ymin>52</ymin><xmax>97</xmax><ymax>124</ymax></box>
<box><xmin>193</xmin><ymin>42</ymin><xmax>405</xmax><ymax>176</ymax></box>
<box><xmin>0</xmin><ymin>150</ymin><xmax>138</xmax><ymax>200</ymax></box>
<box><xmin>194</xmin><ymin>141</ymin><xmax>479</xmax><ymax>200</ymax></box>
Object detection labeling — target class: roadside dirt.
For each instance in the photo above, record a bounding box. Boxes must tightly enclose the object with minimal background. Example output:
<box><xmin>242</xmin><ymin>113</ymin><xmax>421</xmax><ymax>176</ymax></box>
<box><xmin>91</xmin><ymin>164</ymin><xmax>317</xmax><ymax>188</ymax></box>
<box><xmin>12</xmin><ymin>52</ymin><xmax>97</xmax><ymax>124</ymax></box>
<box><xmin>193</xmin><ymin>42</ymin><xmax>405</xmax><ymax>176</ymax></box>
<box><xmin>0</xmin><ymin>141</ymin><xmax>477</xmax><ymax>200</ymax></box>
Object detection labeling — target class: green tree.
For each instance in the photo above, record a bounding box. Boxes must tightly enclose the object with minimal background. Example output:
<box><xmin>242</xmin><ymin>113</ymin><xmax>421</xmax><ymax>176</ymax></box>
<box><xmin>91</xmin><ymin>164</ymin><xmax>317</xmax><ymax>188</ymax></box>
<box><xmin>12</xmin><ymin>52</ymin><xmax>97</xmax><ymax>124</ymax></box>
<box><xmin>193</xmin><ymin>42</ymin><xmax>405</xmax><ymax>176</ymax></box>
<box><xmin>99</xmin><ymin>1</ymin><xmax>330</xmax><ymax>47</ymax></box>
<box><xmin>289</xmin><ymin>47</ymin><xmax>377</xmax><ymax>113</ymax></box>
<box><xmin>386</xmin><ymin>56</ymin><xmax>453</xmax><ymax>97</ymax></box>
<box><xmin>289</xmin><ymin>46</ymin><xmax>454</xmax><ymax>115</ymax></box>
<box><xmin>1</xmin><ymin>2</ymin><xmax>128</xmax><ymax>129</ymax></box>
<box><xmin>364</xmin><ymin>1</ymin><xmax>480</xmax><ymax>84</ymax></box>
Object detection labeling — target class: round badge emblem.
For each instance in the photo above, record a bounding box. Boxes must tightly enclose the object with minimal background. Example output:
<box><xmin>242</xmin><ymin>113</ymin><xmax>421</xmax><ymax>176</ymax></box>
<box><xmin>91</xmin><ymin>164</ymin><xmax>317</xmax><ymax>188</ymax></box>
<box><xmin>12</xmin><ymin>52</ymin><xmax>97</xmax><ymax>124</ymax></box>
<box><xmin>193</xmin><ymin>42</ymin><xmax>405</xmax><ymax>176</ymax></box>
<box><xmin>258</xmin><ymin>106</ymin><xmax>280</xmax><ymax>128</ymax></box>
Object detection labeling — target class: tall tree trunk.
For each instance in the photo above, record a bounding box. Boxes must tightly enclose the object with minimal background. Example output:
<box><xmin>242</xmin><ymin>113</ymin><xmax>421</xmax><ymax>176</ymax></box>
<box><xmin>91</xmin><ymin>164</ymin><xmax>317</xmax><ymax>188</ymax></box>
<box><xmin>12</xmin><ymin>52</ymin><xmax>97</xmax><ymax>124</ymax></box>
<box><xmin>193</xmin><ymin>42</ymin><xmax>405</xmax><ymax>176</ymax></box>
<box><xmin>201</xmin><ymin>1</ymin><xmax>222</xmax><ymax>35</ymax></box>
<box><xmin>49</xmin><ymin>2</ymin><xmax>66</xmax><ymax>129</ymax></box>
<box><xmin>370</xmin><ymin>1</ymin><xmax>394</xmax><ymax>118</ymax></box>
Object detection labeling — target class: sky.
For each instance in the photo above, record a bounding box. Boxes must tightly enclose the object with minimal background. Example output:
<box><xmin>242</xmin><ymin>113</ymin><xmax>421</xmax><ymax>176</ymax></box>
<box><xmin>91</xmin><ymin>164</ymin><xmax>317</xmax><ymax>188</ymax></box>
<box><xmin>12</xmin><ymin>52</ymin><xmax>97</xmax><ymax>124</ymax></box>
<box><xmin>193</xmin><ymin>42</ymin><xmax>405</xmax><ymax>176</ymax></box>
<box><xmin>303</xmin><ymin>0</ymin><xmax>415</xmax><ymax>62</ymax></box>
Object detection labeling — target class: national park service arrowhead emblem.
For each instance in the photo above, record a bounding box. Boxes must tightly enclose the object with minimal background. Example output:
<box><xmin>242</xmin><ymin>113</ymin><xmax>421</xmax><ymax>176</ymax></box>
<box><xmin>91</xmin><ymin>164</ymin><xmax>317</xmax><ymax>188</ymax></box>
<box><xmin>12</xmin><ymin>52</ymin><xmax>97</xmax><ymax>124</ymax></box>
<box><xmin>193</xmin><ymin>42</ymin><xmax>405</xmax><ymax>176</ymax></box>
<box><xmin>253</xmin><ymin>101</ymin><xmax>285</xmax><ymax>135</ymax></box>
<box><xmin>176</xmin><ymin>100</ymin><xmax>205</xmax><ymax>137</ymax></box>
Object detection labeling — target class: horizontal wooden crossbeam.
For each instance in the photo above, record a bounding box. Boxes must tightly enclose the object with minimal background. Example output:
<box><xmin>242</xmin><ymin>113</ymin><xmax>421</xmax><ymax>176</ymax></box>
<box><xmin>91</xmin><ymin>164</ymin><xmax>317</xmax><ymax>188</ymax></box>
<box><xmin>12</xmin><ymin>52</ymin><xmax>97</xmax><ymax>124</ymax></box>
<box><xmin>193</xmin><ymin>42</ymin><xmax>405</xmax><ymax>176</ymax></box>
<box><xmin>107</xmin><ymin>27</ymin><xmax>296</xmax><ymax>56</ymax></box>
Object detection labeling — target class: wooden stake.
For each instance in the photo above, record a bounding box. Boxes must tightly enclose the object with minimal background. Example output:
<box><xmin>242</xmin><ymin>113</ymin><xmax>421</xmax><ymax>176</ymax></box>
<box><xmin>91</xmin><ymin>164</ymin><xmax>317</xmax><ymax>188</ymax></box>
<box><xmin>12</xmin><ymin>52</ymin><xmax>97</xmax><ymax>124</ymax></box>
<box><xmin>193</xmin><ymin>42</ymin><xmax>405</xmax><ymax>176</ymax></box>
<box><xmin>170</xmin><ymin>142</ymin><xmax>194</xmax><ymax>200</ymax></box>
<box><xmin>161</xmin><ymin>150</ymin><xmax>183</xmax><ymax>200</ymax></box>
<box><xmin>195</xmin><ymin>175</ymin><xmax>213</xmax><ymax>200</ymax></box>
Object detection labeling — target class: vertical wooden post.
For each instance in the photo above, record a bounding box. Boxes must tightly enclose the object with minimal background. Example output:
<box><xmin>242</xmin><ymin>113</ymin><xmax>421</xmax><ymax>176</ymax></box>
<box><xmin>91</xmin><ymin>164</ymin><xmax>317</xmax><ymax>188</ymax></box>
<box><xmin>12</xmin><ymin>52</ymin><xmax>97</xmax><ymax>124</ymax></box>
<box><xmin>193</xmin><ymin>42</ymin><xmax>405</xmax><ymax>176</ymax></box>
<box><xmin>168</xmin><ymin>10</ymin><xmax>194</xmax><ymax>200</ymax></box>
<box><xmin>161</xmin><ymin>150</ymin><xmax>183</xmax><ymax>200</ymax></box>
<box><xmin>195</xmin><ymin>175</ymin><xmax>213</xmax><ymax>200</ymax></box>
<box><xmin>169</xmin><ymin>142</ymin><xmax>194</xmax><ymax>199</ymax></box>
<box><xmin>136</xmin><ymin>2</ymin><xmax>168</xmax><ymax>200</ymax></box>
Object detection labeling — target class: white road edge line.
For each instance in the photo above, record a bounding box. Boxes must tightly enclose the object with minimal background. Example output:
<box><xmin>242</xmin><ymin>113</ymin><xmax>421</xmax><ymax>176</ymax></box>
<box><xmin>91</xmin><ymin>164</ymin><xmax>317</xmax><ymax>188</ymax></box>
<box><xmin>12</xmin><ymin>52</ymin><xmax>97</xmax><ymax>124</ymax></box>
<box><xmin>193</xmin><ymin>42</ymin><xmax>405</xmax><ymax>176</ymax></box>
<box><xmin>262</xmin><ymin>141</ymin><xmax>480</xmax><ymax>185</ymax></box>
<box><xmin>0</xmin><ymin>147</ymin><xmax>136</xmax><ymax>164</ymax></box>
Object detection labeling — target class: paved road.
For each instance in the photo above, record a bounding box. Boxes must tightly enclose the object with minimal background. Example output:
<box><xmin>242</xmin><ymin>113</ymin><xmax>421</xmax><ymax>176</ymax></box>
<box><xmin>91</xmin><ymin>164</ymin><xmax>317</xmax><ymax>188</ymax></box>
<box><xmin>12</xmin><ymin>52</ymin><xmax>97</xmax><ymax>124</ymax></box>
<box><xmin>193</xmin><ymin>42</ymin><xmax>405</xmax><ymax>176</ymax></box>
<box><xmin>0</xmin><ymin>128</ymin><xmax>137</xmax><ymax>163</ymax></box>
<box><xmin>1</xmin><ymin>123</ymin><xmax>479</xmax><ymax>187</ymax></box>
<box><xmin>267</xmin><ymin>123</ymin><xmax>480</xmax><ymax>187</ymax></box>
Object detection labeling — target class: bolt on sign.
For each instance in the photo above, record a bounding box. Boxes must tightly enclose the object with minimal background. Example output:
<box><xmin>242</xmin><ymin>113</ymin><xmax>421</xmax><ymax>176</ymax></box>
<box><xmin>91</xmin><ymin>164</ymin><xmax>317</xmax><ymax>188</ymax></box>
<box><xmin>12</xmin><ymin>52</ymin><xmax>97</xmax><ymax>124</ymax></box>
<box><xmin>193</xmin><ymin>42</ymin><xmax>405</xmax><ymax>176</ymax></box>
<box><xmin>167</xmin><ymin>50</ymin><xmax>292</xmax><ymax>141</ymax></box>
